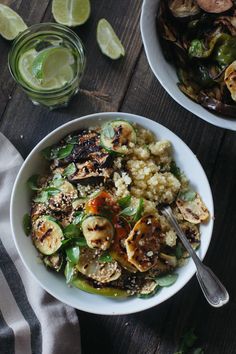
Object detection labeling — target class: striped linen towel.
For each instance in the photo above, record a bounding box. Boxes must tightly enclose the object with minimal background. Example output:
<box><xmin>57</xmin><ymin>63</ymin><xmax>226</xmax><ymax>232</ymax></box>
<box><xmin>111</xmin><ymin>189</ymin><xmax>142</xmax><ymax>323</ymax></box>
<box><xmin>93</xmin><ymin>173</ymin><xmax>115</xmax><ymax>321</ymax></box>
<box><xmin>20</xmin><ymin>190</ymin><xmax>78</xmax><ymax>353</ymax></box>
<box><xmin>0</xmin><ymin>133</ymin><xmax>81</xmax><ymax>354</ymax></box>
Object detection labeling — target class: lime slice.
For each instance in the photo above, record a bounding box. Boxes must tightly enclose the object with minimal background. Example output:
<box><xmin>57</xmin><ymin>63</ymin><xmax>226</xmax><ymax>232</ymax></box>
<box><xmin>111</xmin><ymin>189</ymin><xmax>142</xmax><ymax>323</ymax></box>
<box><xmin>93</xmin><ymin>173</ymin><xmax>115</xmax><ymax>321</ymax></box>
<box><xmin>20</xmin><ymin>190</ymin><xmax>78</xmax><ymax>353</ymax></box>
<box><xmin>18</xmin><ymin>49</ymin><xmax>74</xmax><ymax>91</ymax></box>
<box><xmin>32</xmin><ymin>47</ymin><xmax>75</xmax><ymax>82</ymax></box>
<box><xmin>97</xmin><ymin>19</ymin><xmax>125</xmax><ymax>60</ymax></box>
<box><xmin>52</xmin><ymin>0</ymin><xmax>91</xmax><ymax>27</ymax></box>
<box><xmin>0</xmin><ymin>4</ymin><xmax>27</xmax><ymax>40</ymax></box>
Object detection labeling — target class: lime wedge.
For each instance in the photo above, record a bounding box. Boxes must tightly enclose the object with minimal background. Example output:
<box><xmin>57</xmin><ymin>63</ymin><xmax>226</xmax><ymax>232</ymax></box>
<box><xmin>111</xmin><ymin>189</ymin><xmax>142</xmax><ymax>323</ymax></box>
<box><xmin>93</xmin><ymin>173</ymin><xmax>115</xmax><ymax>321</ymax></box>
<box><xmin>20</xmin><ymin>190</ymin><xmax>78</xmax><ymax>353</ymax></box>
<box><xmin>0</xmin><ymin>4</ymin><xmax>27</xmax><ymax>40</ymax></box>
<box><xmin>18</xmin><ymin>49</ymin><xmax>74</xmax><ymax>91</ymax></box>
<box><xmin>96</xmin><ymin>19</ymin><xmax>125</xmax><ymax>60</ymax></box>
<box><xmin>52</xmin><ymin>0</ymin><xmax>91</xmax><ymax>27</ymax></box>
<box><xmin>32</xmin><ymin>47</ymin><xmax>75</xmax><ymax>82</ymax></box>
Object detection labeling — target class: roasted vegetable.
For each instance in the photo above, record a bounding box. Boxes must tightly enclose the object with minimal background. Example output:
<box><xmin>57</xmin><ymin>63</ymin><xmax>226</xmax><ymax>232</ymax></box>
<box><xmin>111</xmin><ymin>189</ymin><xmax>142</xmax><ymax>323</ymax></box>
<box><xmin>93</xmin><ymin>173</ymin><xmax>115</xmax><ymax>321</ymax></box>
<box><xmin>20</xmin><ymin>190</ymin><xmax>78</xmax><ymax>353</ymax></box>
<box><xmin>43</xmin><ymin>253</ymin><xmax>63</xmax><ymax>271</ymax></box>
<box><xmin>110</xmin><ymin>217</ymin><xmax>137</xmax><ymax>272</ymax></box>
<box><xmin>168</xmin><ymin>0</ymin><xmax>200</xmax><ymax>19</ymax></box>
<box><xmin>71</xmin><ymin>275</ymin><xmax>130</xmax><ymax>297</ymax></box>
<box><xmin>81</xmin><ymin>215</ymin><xmax>114</xmax><ymax>250</ymax></box>
<box><xmin>76</xmin><ymin>248</ymin><xmax>121</xmax><ymax>283</ymax></box>
<box><xmin>176</xmin><ymin>193</ymin><xmax>209</xmax><ymax>223</ymax></box>
<box><xmin>32</xmin><ymin>216</ymin><xmax>63</xmax><ymax>255</ymax></box>
<box><xmin>125</xmin><ymin>215</ymin><xmax>164</xmax><ymax>272</ymax></box>
<box><xmin>100</xmin><ymin>120</ymin><xmax>136</xmax><ymax>154</ymax></box>
<box><xmin>196</xmin><ymin>0</ymin><xmax>233</xmax><ymax>14</ymax></box>
<box><xmin>225</xmin><ymin>60</ymin><xmax>236</xmax><ymax>100</ymax></box>
<box><xmin>85</xmin><ymin>190</ymin><xmax>120</xmax><ymax>217</ymax></box>
<box><xmin>157</xmin><ymin>0</ymin><xmax>236</xmax><ymax>118</ymax></box>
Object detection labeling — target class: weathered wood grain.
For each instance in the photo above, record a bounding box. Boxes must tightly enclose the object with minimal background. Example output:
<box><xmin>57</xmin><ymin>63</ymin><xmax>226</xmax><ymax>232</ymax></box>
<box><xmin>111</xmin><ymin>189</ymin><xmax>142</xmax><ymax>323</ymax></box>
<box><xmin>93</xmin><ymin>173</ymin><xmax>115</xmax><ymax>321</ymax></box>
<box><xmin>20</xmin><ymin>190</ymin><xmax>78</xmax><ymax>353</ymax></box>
<box><xmin>0</xmin><ymin>0</ymin><xmax>143</xmax><ymax>157</ymax></box>
<box><xmin>0</xmin><ymin>1</ymin><xmax>235</xmax><ymax>354</ymax></box>
<box><xmin>0</xmin><ymin>0</ymin><xmax>50</xmax><ymax>119</ymax></box>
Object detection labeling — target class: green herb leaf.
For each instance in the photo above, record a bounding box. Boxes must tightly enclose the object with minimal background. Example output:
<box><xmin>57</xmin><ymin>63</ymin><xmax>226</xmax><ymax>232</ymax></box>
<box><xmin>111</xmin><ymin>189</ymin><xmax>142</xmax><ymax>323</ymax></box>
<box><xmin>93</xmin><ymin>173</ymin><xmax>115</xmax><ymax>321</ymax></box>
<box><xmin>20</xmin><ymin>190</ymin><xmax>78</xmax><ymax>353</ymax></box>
<box><xmin>99</xmin><ymin>251</ymin><xmax>113</xmax><ymax>263</ymax></box>
<box><xmin>33</xmin><ymin>187</ymin><xmax>60</xmax><ymax>203</ymax></box>
<box><xmin>119</xmin><ymin>206</ymin><xmax>136</xmax><ymax>217</ymax></box>
<box><xmin>66</xmin><ymin>246</ymin><xmax>80</xmax><ymax>265</ymax></box>
<box><xmin>193</xmin><ymin>348</ymin><xmax>204</xmax><ymax>354</ymax></box>
<box><xmin>65</xmin><ymin>135</ymin><xmax>78</xmax><ymax>145</ymax></box>
<box><xmin>64</xmin><ymin>224</ymin><xmax>81</xmax><ymax>238</ymax></box>
<box><xmin>65</xmin><ymin>261</ymin><xmax>77</xmax><ymax>284</ymax></box>
<box><xmin>63</xmin><ymin>163</ymin><xmax>76</xmax><ymax>177</ymax></box>
<box><xmin>177</xmin><ymin>328</ymin><xmax>198</xmax><ymax>353</ymax></box>
<box><xmin>75</xmin><ymin>237</ymin><xmax>88</xmax><ymax>247</ymax></box>
<box><xmin>33</xmin><ymin>190</ymin><xmax>49</xmax><ymax>203</ymax></box>
<box><xmin>52</xmin><ymin>174</ymin><xmax>64</xmax><ymax>187</ymax></box>
<box><xmin>27</xmin><ymin>175</ymin><xmax>40</xmax><ymax>190</ymax></box>
<box><xmin>73</xmin><ymin>212</ymin><xmax>85</xmax><ymax>225</ymax></box>
<box><xmin>157</xmin><ymin>273</ymin><xmax>178</xmax><ymax>287</ymax></box>
<box><xmin>44</xmin><ymin>187</ymin><xmax>61</xmax><ymax>196</ymax></box>
<box><xmin>170</xmin><ymin>161</ymin><xmax>181</xmax><ymax>180</ymax></box>
<box><xmin>133</xmin><ymin>198</ymin><xmax>144</xmax><ymax>222</ymax></box>
<box><xmin>44</xmin><ymin>215</ymin><xmax>58</xmax><ymax>222</ymax></box>
<box><xmin>42</xmin><ymin>146</ymin><xmax>57</xmax><ymax>160</ymax></box>
<box><xmin>138</xmin><ymin>285</ymin><xmax>159</xmax><ymax>299</ymax></box>
<box><xmin>61</xmin><ymin>239</ymin><xmax>71</xmax><ymax>247</ymax></box>
<box><xmin>103</xmin><ymin>123</ymin><xmax>115</xmax><ymax>139</ymax></box>
<box><xmin>23</xmin><ymin>213</ymin><xmax>31</xmax><ymax>236</ymax></box>
<box><xmin>118</xmin><ymin>195</ymin><xmax>131</xmax><ymax>209</ymax></box>
<box><xmin>57</xmin><ymin>144</ymin><xmax>74</xmax><ymax>159</ymax></box>
<box><xmin>179</xmin><ymin>190</ymin><xmax>196</xmax><ymax>202</ymax></box>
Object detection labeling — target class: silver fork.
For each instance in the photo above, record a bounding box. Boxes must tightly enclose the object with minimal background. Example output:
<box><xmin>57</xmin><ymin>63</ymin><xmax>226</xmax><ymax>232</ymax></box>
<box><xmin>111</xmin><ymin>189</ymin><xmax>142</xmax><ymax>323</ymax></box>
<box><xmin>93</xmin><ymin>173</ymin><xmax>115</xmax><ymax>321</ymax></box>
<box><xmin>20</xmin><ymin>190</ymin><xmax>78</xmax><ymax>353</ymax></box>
<box><xmin>160</xmin><ymin>205</ymin><xmax>229</xmax><ymax>308</ymax></box>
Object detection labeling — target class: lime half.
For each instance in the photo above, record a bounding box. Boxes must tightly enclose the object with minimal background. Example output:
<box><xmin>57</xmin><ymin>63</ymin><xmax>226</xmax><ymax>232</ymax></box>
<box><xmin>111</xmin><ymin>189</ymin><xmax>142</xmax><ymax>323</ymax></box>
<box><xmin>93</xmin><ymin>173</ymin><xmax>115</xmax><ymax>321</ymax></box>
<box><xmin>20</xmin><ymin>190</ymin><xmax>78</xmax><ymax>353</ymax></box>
<box><xmin>52</xmin><ymin>0</ymin><xmax>91</xmax><ymax>27</ymax></box>
<box><xmin>18</xmin><ymin>49</ymin><xmax>74</xmax><ymax>91</ymax></box>
<box><xmin>32</xmin><ymin>47</ymin><xmax>75</xmax><ymax>82</ymax></box>
<box><xmin>0</xmin><ymin>4</ymin><xmax>27</xmax><ymax>40</ymax></box>
<box><xmin>97</xmin><ymin>19</ymin><xmax>125</xmax><ymax>60</ymax></box>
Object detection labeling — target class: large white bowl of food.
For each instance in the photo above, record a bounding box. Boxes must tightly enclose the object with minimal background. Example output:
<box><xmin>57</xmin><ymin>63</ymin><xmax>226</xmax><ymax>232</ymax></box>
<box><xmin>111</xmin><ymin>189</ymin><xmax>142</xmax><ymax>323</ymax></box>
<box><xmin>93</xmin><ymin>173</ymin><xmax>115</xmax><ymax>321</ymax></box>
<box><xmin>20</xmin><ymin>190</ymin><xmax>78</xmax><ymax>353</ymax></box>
<box><xmin>10</xmin><ymin>112</ymin><xmax>213</xmax><ymax>315</ymax></box>
<box><xmin>141</xmin><ymin>0</ymin><xmax>236</xmax><ymax>131</ymax></box>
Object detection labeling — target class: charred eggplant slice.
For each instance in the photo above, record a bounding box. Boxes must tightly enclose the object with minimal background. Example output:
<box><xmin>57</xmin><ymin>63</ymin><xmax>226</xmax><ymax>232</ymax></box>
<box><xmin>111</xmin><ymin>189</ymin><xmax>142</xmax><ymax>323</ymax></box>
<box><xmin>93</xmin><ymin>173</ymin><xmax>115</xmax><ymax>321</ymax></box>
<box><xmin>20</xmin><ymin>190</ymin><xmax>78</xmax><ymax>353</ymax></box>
<box><xmin>196</xmin><ymin>0</ymin><xmax>233</xmax><ymax>13</ymax></box>
<box><xmin>101</xmin><ymin>120</ymin><xmax>136</xmax><ymax>154</ymax></box>
<box><xmin>67</xmin><ymin>160</ymin><xmax>112</xmax><ymax>185</ymax></box>
<box><xmin>168</xmin><ymin>0</ymin><xmax>200</xmax><ymax>19</ymax></box>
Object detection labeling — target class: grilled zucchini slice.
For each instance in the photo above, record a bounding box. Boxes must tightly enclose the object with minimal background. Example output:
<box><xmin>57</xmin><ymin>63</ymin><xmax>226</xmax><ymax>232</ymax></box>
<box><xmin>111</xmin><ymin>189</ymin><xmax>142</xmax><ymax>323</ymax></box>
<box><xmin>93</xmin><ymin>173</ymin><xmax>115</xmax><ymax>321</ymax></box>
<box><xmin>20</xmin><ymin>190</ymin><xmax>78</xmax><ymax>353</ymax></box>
<box><xmin>76</xmin><ymin>248</ymin><xmax>121</xmax><ymax>283</ymax></box>
<box><xmin>81</xmin><ymin>215</ymin><xmax>114</xmax><ymax>250</ymax></box>
<box><xmin>124</xmin><ymin>215</ymin><xmax>163</xmax><ymax>272</ymax></box>
<box><xmin>32</xmin><ymin>216</ymin><xmax>63</xmax><ymax>255</ymax></box>
<box><xmin>100</xmin><ymin>120</ymin><xmax>136</xmax><ymax>154</ymax></box>
<box><xmin>43</xmin><ymin>253</ymin><xmax>63</xmax><ymax>272</ymax></box>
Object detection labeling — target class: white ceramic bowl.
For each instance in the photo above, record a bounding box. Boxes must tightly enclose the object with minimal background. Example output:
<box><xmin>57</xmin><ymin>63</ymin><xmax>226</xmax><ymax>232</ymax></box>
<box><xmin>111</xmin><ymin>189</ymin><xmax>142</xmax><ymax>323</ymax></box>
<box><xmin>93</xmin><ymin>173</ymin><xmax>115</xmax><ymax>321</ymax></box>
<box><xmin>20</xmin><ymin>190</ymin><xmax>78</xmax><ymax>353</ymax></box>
<box><xmin>10</xmin><ymin>112</ymin><xmax>214</xmax><ymax>315</ymax></box>
<box><xmin>141</xmin><ymin>0</ymin><xmax>236</xmax><ymax>131</ymax></box>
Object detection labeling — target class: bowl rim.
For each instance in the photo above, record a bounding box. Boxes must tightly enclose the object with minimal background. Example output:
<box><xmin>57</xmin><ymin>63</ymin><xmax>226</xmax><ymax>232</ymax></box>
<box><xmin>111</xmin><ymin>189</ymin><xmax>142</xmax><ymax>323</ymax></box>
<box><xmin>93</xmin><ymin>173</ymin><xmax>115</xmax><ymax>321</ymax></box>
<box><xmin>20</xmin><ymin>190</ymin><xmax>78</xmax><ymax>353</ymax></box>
<box><xmin>140</xmin><ymin>0</ymin><xmax>236</xmax><ymax>131</ymax></box>
<box><xmin>10</xmin><ymin>112</ymin><xmax>214</xmax><ymax>315</ymax></box>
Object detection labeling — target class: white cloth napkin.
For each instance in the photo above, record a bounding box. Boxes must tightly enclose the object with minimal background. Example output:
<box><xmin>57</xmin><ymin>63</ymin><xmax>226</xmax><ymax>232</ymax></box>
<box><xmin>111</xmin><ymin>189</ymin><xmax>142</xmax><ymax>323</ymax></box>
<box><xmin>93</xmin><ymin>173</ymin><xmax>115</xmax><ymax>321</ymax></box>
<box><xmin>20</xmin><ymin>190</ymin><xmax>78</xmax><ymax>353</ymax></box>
<box><xmin>0</xmin><ymin>133</ymin><xmax>81</xmax><ymax>354</ymax></box>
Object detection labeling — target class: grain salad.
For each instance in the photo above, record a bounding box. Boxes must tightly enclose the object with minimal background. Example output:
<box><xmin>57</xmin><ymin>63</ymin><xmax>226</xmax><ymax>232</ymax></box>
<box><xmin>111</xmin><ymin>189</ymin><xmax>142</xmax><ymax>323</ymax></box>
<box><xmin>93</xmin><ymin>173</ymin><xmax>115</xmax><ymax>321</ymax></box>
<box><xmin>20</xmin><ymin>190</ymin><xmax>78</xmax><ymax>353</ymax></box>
<box><xmin>24</xmin><ymin>119</ymin><xmax>209</xmax><ymax>298</ymax></box>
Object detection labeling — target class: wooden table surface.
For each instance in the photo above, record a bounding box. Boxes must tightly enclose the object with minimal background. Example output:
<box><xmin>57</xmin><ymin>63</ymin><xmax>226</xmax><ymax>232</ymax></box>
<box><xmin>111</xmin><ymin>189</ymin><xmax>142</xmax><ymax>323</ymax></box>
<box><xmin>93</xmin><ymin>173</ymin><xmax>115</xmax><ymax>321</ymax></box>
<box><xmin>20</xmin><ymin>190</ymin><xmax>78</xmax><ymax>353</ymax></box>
<box><xmin>0</xmin><ymin>1</ymin><xmax>235</xmax><ymax>353</ymax></box>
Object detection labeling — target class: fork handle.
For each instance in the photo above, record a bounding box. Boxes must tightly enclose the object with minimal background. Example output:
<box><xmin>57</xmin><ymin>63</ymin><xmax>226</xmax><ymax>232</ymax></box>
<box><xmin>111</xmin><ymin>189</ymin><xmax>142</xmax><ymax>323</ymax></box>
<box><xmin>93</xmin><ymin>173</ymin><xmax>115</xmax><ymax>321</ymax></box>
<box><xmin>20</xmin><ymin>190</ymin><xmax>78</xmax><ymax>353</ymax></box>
<box><xmin>196</xmin><ymin>264</ymin><xmax>229</xmax><ymax>307</ymax></box>
<box><xmin>161</xmin><ymin>206</ymin><xmax>229</xmax><ymax>307</ymax></box>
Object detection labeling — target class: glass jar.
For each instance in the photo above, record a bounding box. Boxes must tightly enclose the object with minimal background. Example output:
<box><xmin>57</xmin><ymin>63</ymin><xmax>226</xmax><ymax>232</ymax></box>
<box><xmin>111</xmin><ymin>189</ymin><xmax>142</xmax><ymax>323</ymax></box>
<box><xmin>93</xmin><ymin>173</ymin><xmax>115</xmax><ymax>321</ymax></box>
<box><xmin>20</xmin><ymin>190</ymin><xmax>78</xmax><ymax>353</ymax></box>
<box><xmin>8</xmin><ymin>23</ymin><xmax>86</xmax><ymax>109</ymax></box>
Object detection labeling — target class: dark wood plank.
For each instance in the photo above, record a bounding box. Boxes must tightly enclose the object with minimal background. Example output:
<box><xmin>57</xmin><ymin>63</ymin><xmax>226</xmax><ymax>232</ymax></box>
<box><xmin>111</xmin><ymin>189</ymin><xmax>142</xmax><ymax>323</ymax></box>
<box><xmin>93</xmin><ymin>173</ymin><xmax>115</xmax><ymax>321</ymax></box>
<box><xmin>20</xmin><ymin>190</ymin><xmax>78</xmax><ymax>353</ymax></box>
<box><xmin>0</xmin><ymin>0</ymin><xmax>142</xmax><ymax>158</ymax></box>
<box><xmin>0</xmin><ymin>1</ymin><xmax>235</xmax><ymax>354</ymax></box>
<box><xmin>0</xmin><ymin>0</ymin><xmax>50</xmax><ymax>119</ymax></box>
